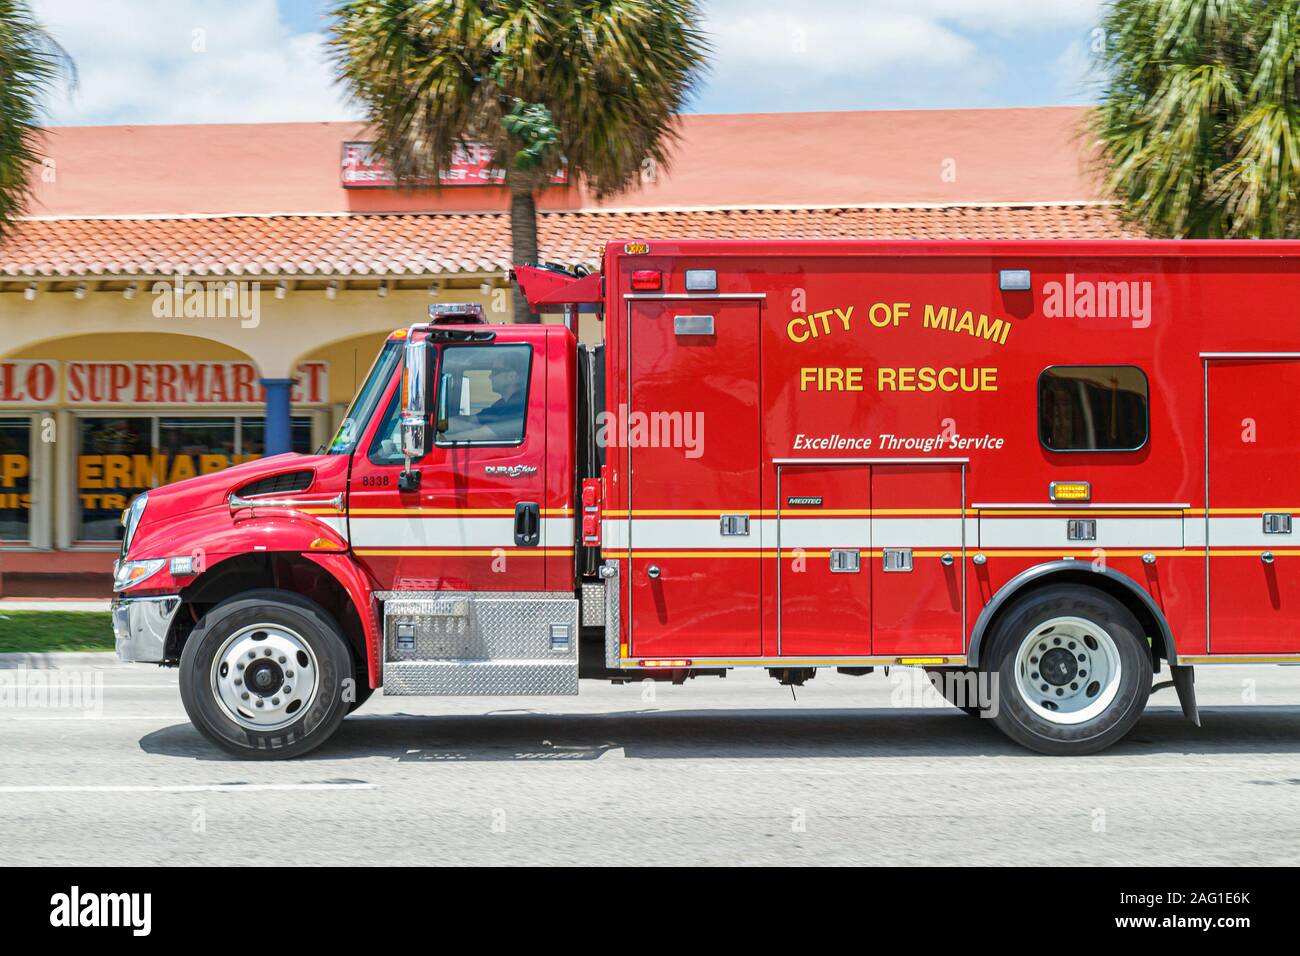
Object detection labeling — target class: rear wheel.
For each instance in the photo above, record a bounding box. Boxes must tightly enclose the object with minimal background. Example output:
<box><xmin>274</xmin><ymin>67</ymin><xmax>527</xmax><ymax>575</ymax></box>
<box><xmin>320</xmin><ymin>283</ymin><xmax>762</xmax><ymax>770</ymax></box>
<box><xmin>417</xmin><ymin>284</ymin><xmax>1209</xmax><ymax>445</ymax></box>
<box><xmin>180</xmin><ymin>589</ymin><xmax>354</xmax><ymax>759</ymax></box>
<box><xmin>981</xmin><ymin>585</ymin><xmax>1151</xmax><ymax>755</ymax></box>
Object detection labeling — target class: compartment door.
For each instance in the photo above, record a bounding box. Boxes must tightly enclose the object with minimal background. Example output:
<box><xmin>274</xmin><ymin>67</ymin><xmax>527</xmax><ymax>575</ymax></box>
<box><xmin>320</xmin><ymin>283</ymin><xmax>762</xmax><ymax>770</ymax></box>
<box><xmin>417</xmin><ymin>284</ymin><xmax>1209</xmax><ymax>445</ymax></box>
<box><xmin>1208</xmin><ymin>359</ymin><xmax>1300</xmax><ymax>654</ymax></box>
<box><xmin>627</xmin><ymin>299</ymin><xmax>762</xmax><ymax>659</ymax></box>
<box><xmin>777</xmin><ymin>463</ymin><xmax>872</xmax><ymax>656</ymax></box>
<box><xmin>870</xmin><ymin>463</ymin><xmax>965</xmax><ymax>656</ymax></box>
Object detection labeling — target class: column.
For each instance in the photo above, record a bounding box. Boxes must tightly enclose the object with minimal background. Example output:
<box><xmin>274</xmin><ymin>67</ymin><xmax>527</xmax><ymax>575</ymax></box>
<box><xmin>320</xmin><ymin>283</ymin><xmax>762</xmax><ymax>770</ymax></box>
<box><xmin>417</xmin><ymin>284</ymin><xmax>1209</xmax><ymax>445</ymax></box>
<box><xmin>260</xmin><ymin>378</ymin><xmax>294</xmax><ymax>456</ymax></box>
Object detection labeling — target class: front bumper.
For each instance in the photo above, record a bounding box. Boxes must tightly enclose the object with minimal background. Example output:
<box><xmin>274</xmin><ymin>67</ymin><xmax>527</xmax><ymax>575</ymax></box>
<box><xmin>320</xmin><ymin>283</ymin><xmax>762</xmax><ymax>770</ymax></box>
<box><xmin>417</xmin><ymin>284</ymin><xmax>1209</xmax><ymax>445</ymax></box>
<box><xmin>112</xmin><ymin>595</ymin><xmax>182</xmax><ymax>663</ymax></box>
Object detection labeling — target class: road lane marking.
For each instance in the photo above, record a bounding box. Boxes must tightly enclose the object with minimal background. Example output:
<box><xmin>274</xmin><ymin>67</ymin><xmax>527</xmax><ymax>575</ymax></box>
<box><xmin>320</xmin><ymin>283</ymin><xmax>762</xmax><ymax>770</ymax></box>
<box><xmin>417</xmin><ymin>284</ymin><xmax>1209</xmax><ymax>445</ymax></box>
<box><xmin>0</xmin><ymin>715</ymin><xmax>190</xmax><ymax>721</ymax></box>
<box><xmin>0</xmin><ymin>783</ymin><xmax>377</xmax><ymax>793</ymax></box>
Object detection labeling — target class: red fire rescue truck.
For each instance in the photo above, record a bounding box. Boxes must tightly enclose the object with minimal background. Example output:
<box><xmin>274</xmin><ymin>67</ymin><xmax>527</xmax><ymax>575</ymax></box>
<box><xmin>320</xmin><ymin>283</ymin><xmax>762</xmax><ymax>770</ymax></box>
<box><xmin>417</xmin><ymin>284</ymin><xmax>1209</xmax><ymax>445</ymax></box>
<box><xmin>112</xmin><ymin>239</ymin><xmax>1300</xmax><ymax>758</ymax></box>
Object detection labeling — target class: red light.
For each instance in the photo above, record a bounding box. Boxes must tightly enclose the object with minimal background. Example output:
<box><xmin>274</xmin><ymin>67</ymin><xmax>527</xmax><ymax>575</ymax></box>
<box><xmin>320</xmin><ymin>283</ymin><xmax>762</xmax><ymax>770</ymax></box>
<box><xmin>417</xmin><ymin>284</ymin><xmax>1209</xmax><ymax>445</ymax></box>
<box><xmin>631</xmin><ymin>270</ymin><xmax>661</xmax><ymax>291</ymax></box>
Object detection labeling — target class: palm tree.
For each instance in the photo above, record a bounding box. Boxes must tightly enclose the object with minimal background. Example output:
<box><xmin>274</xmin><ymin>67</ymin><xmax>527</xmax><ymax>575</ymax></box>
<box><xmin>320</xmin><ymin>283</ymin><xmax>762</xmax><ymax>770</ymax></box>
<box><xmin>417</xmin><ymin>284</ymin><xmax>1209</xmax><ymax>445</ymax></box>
<box><xmin>0</xmin><ymin>0</ymin><xmax>74</xmax><ymax>238</ymax></box>
<box><xmin>1093</xmin><ymin>0</ymin><xmax>1300</xmax><ymax>238</ymax></box>
<box><xmin>330</xmin><ymin>0</ymin><xmax>709</xmax><ymax>321</ymax></box>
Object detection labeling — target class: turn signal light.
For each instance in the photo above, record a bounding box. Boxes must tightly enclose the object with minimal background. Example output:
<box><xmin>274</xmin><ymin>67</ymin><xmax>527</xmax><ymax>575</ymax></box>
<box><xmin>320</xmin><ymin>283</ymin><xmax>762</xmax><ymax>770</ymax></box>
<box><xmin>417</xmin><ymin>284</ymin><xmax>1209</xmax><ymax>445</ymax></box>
<box><xmin>1050</xmin><ymin>481</ymin><xmax>1091</xmax><ymax>502</ymax></box>
<box><xmin>631</xmin><ymin>270</ymin><xmax>661</xmax><ymax>291</ymax></box>
<box><xmin>638</xmin><ymin>659</ymin><xmax>691</xmax><ymax>668</ymax></box>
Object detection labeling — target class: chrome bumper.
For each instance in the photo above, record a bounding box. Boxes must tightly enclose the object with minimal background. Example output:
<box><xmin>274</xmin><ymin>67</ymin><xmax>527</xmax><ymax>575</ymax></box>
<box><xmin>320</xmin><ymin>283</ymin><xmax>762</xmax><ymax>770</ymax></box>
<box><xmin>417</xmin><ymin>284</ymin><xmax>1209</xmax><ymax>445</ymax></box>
<box><xmin>112</xmin><ymin>595</ymin><xmax>182</xmax><ymax>663</ymax></box>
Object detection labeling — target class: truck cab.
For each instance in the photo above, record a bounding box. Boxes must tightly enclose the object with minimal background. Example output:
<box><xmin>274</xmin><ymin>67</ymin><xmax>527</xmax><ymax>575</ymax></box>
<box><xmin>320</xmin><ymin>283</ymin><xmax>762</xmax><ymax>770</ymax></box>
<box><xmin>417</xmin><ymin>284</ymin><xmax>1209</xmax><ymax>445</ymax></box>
<box><xmin>112</xmin><ymin>305</ymin><xmax>590</xmax><ymax>758</ymax></box>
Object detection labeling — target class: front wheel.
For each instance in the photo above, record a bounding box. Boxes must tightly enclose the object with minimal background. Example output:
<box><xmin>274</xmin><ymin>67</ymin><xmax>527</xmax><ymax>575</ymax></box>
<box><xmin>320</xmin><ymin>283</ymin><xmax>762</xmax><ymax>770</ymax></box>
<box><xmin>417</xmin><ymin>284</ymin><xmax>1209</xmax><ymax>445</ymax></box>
<box><xmin>982</xmin><ymin>585</ymin><xmax>1152</xmax><ymax>755</ymax></box>
<box><xmin>179</xmin><ymin>589</ymin><xmax>354</xmax><ymax>759</ymax></box>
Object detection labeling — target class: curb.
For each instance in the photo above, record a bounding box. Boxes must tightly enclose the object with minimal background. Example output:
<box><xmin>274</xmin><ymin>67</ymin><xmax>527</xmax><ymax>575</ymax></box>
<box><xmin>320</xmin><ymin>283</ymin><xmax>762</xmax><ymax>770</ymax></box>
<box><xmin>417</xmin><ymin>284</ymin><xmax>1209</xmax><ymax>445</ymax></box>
<box><xmin>0</xmin><ymin>651</ymin><xmax>123</xmax><ymax>669</ymax></box>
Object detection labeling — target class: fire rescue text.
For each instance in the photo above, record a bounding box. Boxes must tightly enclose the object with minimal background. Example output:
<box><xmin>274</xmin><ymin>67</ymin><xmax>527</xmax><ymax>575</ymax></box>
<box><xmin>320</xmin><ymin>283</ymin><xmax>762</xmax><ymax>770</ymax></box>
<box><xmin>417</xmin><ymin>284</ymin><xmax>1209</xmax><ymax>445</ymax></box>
<box><xmin>800</xmin><ymin>366</ymin><xmax>998</xmax><ymax>392</ymax></box>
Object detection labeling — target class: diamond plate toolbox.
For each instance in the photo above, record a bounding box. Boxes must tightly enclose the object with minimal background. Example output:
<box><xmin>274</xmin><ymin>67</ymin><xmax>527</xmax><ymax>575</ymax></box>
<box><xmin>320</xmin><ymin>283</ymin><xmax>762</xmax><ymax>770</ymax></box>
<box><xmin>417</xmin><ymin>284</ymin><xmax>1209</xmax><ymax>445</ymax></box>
<box><xmin>381</xmin><ymin>592</ymin><xmax>579</xmax><ymax>696</ymax></box>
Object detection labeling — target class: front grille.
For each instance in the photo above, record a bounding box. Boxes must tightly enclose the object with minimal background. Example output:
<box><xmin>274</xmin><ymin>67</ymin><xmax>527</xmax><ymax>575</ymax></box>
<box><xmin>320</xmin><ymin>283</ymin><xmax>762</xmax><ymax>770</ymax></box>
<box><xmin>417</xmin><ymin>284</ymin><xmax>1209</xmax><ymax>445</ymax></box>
<box><xmin>236</xmin><ymin>470</ymin><xmax>313</xmax><ymax>498</ymax></box>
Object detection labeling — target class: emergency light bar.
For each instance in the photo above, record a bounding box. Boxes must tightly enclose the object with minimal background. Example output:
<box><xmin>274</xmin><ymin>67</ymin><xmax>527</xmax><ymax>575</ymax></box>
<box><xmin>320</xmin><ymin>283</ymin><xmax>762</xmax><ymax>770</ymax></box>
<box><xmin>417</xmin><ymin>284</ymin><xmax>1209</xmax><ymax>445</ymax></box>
<box><xmin>428</xmin><ymin>302</ymin><xmax>487</xmax><ymax>323</ymax></box>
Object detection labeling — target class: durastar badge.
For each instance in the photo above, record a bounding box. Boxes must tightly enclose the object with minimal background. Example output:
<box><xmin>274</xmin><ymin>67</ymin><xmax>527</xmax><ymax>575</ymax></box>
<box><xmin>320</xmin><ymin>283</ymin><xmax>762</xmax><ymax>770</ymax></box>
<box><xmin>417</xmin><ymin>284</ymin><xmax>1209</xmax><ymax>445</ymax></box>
<box><xmin>485</xmin><ymin>464</ymin><xmax>538</xmax><ymax>478</ymax></box>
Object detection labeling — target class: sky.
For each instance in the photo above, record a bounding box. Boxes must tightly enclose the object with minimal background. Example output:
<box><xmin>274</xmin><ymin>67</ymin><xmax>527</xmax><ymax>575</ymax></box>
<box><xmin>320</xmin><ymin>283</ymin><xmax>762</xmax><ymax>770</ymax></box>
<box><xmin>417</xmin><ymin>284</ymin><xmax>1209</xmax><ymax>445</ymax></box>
<box><xmin>31</xmin><ymin>0</ymin><xmax>1107</xmax><ymax>126</ymax></box>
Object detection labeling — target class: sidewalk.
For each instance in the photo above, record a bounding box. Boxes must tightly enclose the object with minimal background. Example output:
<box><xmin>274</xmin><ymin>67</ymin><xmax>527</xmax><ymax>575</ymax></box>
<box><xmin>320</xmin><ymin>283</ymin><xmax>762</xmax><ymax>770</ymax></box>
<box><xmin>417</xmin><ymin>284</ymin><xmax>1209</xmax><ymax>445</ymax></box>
<box><xmin>0</xmin><ymin>598</ymin><xmax>111</xmax><ymax>612</ymax></box>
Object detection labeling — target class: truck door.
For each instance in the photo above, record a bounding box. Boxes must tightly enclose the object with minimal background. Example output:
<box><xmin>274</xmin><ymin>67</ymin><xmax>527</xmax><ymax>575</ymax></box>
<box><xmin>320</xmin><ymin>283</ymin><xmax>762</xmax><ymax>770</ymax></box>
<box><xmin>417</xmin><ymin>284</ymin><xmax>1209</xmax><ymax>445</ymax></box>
<box><xmin>627</xmin><ymin>299</ymin><xmax>763</xmax><ymax>659</ymax></box>
<box><xmin>1207</xmin><ymin>358</ymin><xmax>1300</xmax><ymax>653</ymax></box>
<box><xmin>870</xmin><ymin>462</ymin><xmax>965</xmax><ymax>656</ymax></box>
<box><xmin>775</xmin><ymin>461</ymin><xmax>964</xmax><ymax>657</ymax></box>
<box><xmin>777</xmin><ymin>463</ymin><xmax>872</xmax><ymax>656</ymax></box>
<box><xmin>348</xmin><ymin>334</ymin><xmax>549</xmax><ymax>593</ymax></box>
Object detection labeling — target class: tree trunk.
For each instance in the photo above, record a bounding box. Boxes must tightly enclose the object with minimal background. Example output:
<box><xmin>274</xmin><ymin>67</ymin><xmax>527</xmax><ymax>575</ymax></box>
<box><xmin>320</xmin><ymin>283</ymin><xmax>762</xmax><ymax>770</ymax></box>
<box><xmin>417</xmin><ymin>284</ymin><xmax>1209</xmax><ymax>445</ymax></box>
<box><xmin>509</xmin><ymin>178</ymin><xmax>540</xmax><ymax>324</ymax></box>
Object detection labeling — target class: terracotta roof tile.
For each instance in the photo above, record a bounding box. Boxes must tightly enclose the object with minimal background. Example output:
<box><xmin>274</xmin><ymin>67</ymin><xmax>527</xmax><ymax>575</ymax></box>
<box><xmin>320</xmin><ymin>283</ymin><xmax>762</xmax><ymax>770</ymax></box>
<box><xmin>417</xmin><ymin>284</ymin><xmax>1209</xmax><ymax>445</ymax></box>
<box><xmin>0</xmin><ymin>205</ymin><xmax>1132</xmax><ymax>278</ymax></box>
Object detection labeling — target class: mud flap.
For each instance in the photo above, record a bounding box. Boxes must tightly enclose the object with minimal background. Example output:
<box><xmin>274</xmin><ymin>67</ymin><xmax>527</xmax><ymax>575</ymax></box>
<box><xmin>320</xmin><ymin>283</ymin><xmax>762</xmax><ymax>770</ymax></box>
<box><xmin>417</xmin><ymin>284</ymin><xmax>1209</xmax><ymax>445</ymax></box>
<box><xmin>1170</xmin><ymin>664</ymin><xmax>1200</xmax><ymax>727</ymax></box>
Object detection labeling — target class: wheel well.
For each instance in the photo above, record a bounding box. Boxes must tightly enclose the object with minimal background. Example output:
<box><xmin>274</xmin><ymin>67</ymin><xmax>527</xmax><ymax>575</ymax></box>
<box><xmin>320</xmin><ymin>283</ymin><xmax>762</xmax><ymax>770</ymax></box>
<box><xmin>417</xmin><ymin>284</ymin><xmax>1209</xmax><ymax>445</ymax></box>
<box><xmin>165</xmin><ymin>553</ymin><xmax>366</xmax><ymax>675</ymax></box>
<box><xmin>971</xmin><ymin>568</ymin><xmax>1172</xmax><ymax>669</ymax></box>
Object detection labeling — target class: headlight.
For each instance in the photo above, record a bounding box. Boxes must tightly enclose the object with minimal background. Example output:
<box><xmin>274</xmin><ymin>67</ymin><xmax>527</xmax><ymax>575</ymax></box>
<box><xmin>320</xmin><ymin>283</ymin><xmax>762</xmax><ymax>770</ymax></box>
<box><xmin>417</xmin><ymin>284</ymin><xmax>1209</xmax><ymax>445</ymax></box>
<box><xmin>121</xmin><ymin>492</ymin><xmax>148</xmax><ymax>556</ymax></box>
<box><xmin>113</xmin><ymin>558</ymin><xmax>165</xmax><ymax>592</ymax></box>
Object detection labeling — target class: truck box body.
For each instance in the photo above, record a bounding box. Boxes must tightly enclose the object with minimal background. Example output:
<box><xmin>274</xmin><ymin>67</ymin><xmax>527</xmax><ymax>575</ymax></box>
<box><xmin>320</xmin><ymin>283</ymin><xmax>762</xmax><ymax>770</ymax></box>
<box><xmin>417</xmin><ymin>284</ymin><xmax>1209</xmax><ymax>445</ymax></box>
<box><xmin>599</xmin><ymin>240</ymin><xmax>1300</xmax><ymax>667</ymax></box>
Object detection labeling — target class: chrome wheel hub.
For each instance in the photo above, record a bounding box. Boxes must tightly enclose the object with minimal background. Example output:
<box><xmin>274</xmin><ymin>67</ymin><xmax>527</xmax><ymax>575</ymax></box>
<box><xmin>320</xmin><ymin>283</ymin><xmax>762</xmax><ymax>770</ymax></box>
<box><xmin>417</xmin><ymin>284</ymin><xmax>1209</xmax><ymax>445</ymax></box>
<box><xmin>211</xmin><ymin>623</ymin><xmax>319</xmax><ymax>731</ymax></box>
<box><xmin>1012</xmin><ymin>616</ymin><xmax>1121</xmax><ymax>725</ymax></box>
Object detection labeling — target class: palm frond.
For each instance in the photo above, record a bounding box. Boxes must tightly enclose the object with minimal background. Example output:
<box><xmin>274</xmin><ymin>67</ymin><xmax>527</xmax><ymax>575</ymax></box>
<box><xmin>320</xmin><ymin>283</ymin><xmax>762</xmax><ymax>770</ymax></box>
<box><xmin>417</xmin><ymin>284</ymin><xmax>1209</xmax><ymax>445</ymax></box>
<box><xmin>0</xmin><ymin>0</ymin><xmax>75</xmax><ymax>237</ymax></box>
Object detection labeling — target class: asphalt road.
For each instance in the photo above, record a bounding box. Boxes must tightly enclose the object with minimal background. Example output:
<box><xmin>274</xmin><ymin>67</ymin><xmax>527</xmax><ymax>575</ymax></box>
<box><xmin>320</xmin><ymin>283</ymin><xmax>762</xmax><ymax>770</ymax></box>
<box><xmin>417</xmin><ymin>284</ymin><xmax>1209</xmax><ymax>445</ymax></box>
<box><xmin>2</xmin><ymin>657</ymin><xmax>1299</xmax><ymax>866</ymax></box>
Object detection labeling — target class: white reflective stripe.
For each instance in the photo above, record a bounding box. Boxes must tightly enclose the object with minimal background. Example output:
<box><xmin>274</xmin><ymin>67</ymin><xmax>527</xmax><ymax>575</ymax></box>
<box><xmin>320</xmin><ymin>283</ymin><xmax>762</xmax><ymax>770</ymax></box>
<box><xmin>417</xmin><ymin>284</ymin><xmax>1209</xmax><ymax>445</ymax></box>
<box><xmin>541</xmin><ymin>517</ymin><xmax>574</xmax><ymax>547</ymax></box>
<box><xmin>316</xmin><ymin>517</ymin><xmax>347</xmax><ymax>536</ymax></box>
<box><xmin>1208</xmin><ymin>516</ymin><xmax>1296</xmax><ymax>547</ymax></box>
<box><xmin>978</xmin><ymin>516</ymin><xmax>1183</xmax><ymax>549</ymax></box>
<box><xmin>603</xmin><ymin>517</ymin><xmax>629</xmax><ymax>551</ymax></box>
<box><xmin>628</xmin><ymin>518</ymin><xmax>769</xmax><ymax>549</ymax></box>
<box><xmin>873</xmin><ymin>517</ymin><xmax>962</xmax><ymax>548</ymax></box>
<box><xmin>778</xmin><ymin>518</ymin><xmax>868</xmax><ymax>549</ymax></box>
<box><xmin>601</xmin><ymin>514</ymin><xmax>1296</xmax><ymax>552</ymax></box>
<box><xmin>348</xmin><ymin>516</ymin><xmax>572</xmax><ymax>549</ymax></box>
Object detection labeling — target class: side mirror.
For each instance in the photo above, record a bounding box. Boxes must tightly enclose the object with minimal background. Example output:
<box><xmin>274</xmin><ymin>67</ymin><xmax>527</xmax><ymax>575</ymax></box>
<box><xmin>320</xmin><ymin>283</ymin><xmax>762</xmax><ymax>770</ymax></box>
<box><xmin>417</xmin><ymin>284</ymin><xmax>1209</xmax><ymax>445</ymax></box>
<box><xmin>400</xmin><ymin>338</ymin><xmax>428</xmax><ymax>463</ymax></box>
<box><xmin>435</xmin><ymin>373</ymin><xmax>452</xmax><ymax>435</ymax></box>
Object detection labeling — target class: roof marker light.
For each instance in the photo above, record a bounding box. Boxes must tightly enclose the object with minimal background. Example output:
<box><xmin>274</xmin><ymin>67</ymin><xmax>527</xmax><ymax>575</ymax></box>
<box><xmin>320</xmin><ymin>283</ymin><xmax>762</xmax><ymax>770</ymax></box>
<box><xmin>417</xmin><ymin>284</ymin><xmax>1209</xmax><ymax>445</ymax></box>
<box><xmin>999</xmin><ymin>269</ymin><xmax>1031</xmax><ymax>291</ymax></box>
<box><xmin>685</xmin><ymin>269</ymin><xmax>717</xmax><ymax>291</ymax></box>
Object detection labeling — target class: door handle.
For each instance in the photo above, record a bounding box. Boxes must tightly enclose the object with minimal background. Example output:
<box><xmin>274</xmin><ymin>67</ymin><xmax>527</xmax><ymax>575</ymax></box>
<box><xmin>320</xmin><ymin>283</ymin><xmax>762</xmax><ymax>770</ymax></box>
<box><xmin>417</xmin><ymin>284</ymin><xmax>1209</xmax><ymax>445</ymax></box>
<box><xmin>514</xmin><ymin>502</ymin><xmax>540</xmax><ymax>547</ymax></box>
<box><xmin>1261</xmin><ymin>551</ymin><xmax>1275</xmax><ymax>565</ymax></box>
<box><xmin>646</xmin><ymin>565</ymin><xmax>661</xmax><ymax>579</ymax></box>
<box><xmin>940</xmin><ymin>553</ymin><xmax>954</xmax><ymax>566</ymax></box>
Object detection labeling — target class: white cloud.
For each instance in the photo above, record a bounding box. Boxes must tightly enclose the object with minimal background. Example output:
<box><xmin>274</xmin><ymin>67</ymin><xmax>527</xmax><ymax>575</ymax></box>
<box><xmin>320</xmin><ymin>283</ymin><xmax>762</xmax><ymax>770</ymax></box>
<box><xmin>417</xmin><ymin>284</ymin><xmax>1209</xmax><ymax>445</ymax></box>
<box><xmin>698</xmin><ymin>0</ymin><xmax>1102</xmax><ymax>111</ymax></box>
<box><xmin>32</xmin><ymin>0</ymin><xmax>359</xmax><ymax>125</ymax></box>
<box><xmin>26</xmin><ymin>0</ymin><xmax>1105</xmax><ymax>125</ymax></box>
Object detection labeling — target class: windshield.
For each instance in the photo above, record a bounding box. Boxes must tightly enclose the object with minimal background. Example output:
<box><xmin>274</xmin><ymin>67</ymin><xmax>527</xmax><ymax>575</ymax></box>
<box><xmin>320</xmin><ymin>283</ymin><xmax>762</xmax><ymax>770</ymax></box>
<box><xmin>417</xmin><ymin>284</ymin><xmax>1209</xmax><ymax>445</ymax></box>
<box><xmin>327</xmin><ymin>340</ymin><xmax>402</xmax><ymax>455</ymax></box>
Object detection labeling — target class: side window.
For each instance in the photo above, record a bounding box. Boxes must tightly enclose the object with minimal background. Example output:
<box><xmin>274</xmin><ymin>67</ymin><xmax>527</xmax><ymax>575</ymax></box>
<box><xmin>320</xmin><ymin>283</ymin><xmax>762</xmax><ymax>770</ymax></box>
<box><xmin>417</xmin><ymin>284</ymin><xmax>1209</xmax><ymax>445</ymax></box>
<box><xmin>435</xmin><ymin>344</ymin><xmax>531</xmax><ymax>446</ymax></box>
<box><xmin>367</xmin><ymin>390</ymin><xmax>404</xmax><ymax>465</ymax></box>
<box><xmin>1038</xmin><ymin>365</ymin><xmax>1149</xmax><ymax>452</ymax></box>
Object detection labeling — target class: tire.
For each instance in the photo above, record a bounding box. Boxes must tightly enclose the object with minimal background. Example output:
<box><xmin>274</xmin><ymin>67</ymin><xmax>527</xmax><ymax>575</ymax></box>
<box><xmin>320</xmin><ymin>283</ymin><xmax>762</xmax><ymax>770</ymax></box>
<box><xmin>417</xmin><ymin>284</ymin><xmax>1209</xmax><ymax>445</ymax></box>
<box><xmin>980</xmin><ymin>584</ymin><xmax>1152</xmax><ymax>755</ymax></box>
<box><xmin>925</xmin><ymin>667</ymin><xmax>985</xmax><ymax>717</ymax></box>
<box><xmin>347</xmin><ymin>680</ymin><xmax>374</xmax><ymax>713</ymax></box>
<box><xmin>179</xmin><ymin>589</ymin><xmax>354</xmax><ymax>759</ymax></box>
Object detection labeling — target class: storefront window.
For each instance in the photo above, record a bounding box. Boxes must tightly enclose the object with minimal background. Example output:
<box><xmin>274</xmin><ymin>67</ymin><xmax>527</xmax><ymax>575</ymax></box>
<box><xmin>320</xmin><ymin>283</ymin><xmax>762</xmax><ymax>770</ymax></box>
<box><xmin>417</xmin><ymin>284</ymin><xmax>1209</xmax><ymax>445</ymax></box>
<box><xmin>0</xmin><ymin>418</ymin><xmax>32</xmax><ymax>543</ymax></box>
<box><xmin>241</xmin><ymin>417</ymin><xmax>315</xmax><ymax>457</ymax></box>
<box><xmin>76</xmin><ymin>415</ymin><xmax>315</xmax><ymax>543</ymax></box>
<box><xmin>78</xmin><ymin>417</ymin><xmax>153</xmax><ymax>542</ymax></box>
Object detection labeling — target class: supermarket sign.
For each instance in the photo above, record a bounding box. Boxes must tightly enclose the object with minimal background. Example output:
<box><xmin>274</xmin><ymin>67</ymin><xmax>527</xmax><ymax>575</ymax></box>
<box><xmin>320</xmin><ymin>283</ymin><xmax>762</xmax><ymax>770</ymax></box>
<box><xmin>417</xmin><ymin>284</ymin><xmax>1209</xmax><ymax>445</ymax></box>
<box><xmin>341</xmin><ymin>140</ymin><xmax>567</xmax><ymax>188</ymax></box>
<box><xmin>0</xmin><ymin>361</ymin><xmax>329</xmax><ymax>406</ymax></box>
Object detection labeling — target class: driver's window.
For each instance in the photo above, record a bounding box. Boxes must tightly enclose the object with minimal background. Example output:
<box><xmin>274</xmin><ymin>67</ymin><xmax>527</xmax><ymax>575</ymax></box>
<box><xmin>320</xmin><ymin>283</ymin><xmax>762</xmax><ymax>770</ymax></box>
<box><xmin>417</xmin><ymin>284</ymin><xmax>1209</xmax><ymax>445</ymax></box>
<box><xmin>367</xmin><ymin>390</ymin><xmax>405</xmax><ymax>465</ymax></box>
<box><xmin>436</xmin><ymin>344</ymin><xmax>531</xmax><ymax>445</ymax></box>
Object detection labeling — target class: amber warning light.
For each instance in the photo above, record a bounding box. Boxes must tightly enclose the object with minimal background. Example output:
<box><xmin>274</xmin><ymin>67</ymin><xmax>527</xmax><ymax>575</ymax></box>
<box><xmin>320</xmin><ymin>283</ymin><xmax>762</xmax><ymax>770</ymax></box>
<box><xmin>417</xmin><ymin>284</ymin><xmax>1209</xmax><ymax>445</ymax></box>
<box><xmin>1049</xmin><ymin>481</ymin><xmax>1091</xmax><ymax>502</ymax></box>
